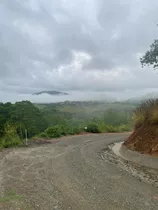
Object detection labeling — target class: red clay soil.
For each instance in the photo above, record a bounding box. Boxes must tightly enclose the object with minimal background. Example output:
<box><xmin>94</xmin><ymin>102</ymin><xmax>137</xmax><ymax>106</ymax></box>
<box><xmin>123</xmin><ymin>124</ymin><xmax>158</xmax><ymax>156</ymax></box>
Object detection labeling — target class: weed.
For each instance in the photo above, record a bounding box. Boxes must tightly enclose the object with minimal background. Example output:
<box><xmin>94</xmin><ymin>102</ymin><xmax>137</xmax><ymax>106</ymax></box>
<box><xmin>0</xmin><ymin>190</ymin><xmax>24</xmax><ymax>203</ymax></box>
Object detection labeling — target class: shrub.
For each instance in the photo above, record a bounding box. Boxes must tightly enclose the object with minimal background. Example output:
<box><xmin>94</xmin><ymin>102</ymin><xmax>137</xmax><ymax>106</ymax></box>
<box><xmin>38</xmin><ymin>132</ymin><xmax>48</xmax><ymax>138</ymax></box>
<box><xmin>0</xmin><ymin>123</ymin><xmax>22</xmax><ymax>148</ymax></box>
<box><xmin>45</xmin><ymin>125</ymin><xmax>62</xmax><ymax>138</ymax></box>
<box><xmin>39</xmin><ymin>124</ymin><xmax>84</xmax><ymax>139</ymax></box>
<box><xmin>60</xmin><ymin>124</ymin><xmax>72</xmax><ymax>135</ymax></box>
<box><xmin>86</xmin><ymin>123</ymin><xmax>100</xmax><ymax>133</ymax></box>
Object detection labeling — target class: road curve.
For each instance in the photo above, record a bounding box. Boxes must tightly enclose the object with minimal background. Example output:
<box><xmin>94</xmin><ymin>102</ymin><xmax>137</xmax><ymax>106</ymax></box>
<box><xmin>0</xmin><ymin>133</ymin><xmax>158</xmax><ymax>210</ymax></box>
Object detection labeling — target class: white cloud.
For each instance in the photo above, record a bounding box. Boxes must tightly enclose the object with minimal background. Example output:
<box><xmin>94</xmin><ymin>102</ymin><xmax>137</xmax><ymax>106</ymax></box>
<box><xmin>0</xmin><ymin>0</ymin><xmax>158</xmax><ymax>102</ymax></box>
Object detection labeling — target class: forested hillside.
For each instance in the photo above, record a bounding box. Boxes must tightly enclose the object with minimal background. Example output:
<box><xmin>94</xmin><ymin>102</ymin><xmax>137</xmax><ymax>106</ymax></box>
<box><xmin>0</xmin><ymin>101</ymin><xmax>48</xmax><ymax>147</ymax></box>
<box><xmin>0</xmin><ymin>100</ymin><xmax>135</xmax><ymax>148</ymax></box>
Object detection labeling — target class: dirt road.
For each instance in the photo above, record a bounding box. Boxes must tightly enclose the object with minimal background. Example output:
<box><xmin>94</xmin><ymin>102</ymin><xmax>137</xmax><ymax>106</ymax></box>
<box><xmin>0</xmin><ymin>133</ymin><xmax>158</xmax><ymax>210</ymax></box>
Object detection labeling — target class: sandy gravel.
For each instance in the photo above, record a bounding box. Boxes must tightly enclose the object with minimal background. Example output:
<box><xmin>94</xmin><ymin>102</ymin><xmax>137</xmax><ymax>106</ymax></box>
<box><xmin>0</xmin><ymin>133</ymin><xmax>158</xmax><ymax>210</ymax></box>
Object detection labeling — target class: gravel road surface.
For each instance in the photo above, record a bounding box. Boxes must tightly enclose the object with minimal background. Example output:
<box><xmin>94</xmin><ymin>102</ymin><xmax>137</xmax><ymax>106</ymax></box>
<box><xmin>0</xmin><ymin>133</ymin><xmax>158</xmax><ymax>210</ymax></box>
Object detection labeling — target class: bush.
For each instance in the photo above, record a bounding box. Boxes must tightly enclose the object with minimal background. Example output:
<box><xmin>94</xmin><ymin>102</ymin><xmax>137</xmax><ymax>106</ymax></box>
<box><xmin>86</xmin><ymin>123</ymin><xmax>100</xmax><ymax>133</ymax></box>
<box><xmin>38</xmin><ymin>132</ymin><xmax>48</xmax><ymax>138</ymax></box>
<box><xmin>38</xmin><ymin>124</ymin><xmax>84</xmax><ymax>139</ymax></box>
<box><xmin>60</xmin><ymin>124</ymin><xmax>71</xmax><ymax>135</ymax></box>
<box><xmin>0</xmin><ymin>123</ymin><xmax>22</xmax><ymax>148</ymax></box>
<box><xmin>45</xmin><ymin>125</ymin><xmax>62</xmax><ymax>138</ymax></box>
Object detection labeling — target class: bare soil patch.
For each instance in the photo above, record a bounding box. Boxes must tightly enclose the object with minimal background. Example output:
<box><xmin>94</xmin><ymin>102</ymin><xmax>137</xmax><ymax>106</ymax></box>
<box><xmin>124</xmin><ymin>125</ymin><xmax>158</xmax><ymax>156</ymax></box>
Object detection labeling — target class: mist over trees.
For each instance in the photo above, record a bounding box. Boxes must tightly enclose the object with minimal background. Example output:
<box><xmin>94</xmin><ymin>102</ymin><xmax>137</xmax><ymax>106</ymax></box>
<box><xmin>0</xmin><ymin>100</ymin><xmax>133</xmax><ymax>148</ymax></box>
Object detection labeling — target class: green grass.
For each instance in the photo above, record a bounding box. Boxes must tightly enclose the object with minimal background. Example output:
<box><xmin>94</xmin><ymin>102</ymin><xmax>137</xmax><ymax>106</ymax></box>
<box><xmin>0</xmin><ymin>190</ymin><xmax>24</xmax><ymax>203</ymax></box>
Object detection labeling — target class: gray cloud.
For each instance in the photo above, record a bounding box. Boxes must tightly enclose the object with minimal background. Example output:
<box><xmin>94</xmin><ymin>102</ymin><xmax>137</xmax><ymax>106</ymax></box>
<box><xmin>0</xmin><ymin>0</ymin><xmax>158</xmax><ymax>101</ymax></box>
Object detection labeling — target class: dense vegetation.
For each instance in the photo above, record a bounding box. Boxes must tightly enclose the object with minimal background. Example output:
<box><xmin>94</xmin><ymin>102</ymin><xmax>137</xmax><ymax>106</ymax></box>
<box><xmin>0</xmin><ymin>101</ymin><xmax>48</xmax><ymax>148</ymax></box>
<box><xmin>0</xmin><ymin>100</ymin><xmax>135</xmax><ymax>149</ymax></box>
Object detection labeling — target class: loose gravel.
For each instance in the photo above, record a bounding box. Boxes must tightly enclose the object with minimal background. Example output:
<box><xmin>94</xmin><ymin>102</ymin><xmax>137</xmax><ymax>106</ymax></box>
<box><xmin>100</xmin><ymin>144</ymin><xmax>158</xmax><ymax>187</ymax></box>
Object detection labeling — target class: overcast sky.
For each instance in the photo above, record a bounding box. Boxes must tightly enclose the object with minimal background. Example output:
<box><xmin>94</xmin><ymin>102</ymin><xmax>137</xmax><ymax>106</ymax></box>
<box><xmin>0</xmin><ymin>0</ymin><xmax>158</xmax><ymax>102</ymax></box>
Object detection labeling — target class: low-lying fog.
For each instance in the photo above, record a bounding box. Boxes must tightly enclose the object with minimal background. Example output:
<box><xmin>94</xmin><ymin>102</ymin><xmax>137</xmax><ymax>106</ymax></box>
<box><xmin>1</xmin><ymin>89</ymin><xmax>158</xmax><ymax>103</ymax></box>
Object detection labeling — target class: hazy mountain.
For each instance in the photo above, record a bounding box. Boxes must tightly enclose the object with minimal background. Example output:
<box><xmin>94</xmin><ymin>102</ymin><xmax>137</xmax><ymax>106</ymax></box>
<box><xmin>33</xmin><ymin>91</ymin><xmax>68</xmax><ymax>96</ymax></box>
<box><xmin>126</xmin><ymin>92</ymin><xmax>158</xmax><ymax>103</ymax></box>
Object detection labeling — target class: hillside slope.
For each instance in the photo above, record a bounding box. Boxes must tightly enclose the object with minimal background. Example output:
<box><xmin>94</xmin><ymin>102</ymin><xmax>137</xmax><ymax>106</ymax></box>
<box><xmin>123</xmin><ymin>99</ymin><xmax>158</xmax><ymax>156</ymax></box>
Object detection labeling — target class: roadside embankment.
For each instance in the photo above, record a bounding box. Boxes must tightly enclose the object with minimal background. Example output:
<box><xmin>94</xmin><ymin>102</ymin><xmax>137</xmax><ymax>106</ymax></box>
<box><xmin>112</xmin><ymin>142</ymin><xmax>158</xmax><ymax>170</ymax></box>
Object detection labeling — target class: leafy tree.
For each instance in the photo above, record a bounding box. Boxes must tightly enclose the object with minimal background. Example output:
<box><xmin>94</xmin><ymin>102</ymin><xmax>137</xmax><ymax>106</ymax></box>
<box><xmin>0</xmin><ymin>102</ymin><xmax>12</xmax><ymax>137</ymax></box>
<box><xmin>10</xmin><ymin>101</ymin><xmax>48</xmax><ymax>138</ymax></box>
<box><xmin>140</xmin><ymin>39</ymin><xmax>158</xmax><ymax>69</ymax></box>
<box><xmin>0</xmin><ymin>101</ymin><xmax>48</xmax><ymax>139</ymax></box>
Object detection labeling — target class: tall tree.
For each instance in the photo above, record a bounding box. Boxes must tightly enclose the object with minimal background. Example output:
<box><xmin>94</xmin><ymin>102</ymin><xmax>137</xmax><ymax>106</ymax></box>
<box><xmin>0</xmin><ymin>101</ymin><xmax>48</xmax><ymax>139</ymax></box>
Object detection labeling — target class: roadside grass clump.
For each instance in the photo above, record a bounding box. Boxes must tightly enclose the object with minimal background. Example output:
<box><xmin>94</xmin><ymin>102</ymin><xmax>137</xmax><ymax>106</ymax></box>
<box><xmin>0</xmin><ymin>189</ymin><xmax>24</xmax><ymax>203</ymax></box>
<box><xmin>0</xmin><ymin>123</ymin><xmax>22</xmax><ymax>149</ymax></box>
<box><xmin>133</xmin><ymin>99</ymin><xmax>158</xmax><ymax>129</ymax></box>
<box><xmin>100</xmin><ymin>124</ymin><xmax>131</xmax><ymax>133</ymax></box>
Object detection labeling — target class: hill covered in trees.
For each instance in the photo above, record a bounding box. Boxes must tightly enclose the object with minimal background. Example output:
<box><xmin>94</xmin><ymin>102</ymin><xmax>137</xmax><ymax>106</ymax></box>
<box><xmin>0</xmin><ymin>100</ymin><xmax>135</xmax><ymax>148</ymax></box>
<box><xmin>0</xmin><ymin>101</ymin><xmax>48</xmax><ymax>146</ymax></box>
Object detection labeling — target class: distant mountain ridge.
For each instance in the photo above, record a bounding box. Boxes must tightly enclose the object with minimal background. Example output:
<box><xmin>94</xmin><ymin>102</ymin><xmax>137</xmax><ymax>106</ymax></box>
<box><xmin>127</xmin><ymin>92</ymin><xmax>158</xmax><ymax>103</ymax></box>
<box><xmin>33</xmin><ymin>90</ymin><xmax>68</xmax><ymax>96</ymax></box>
